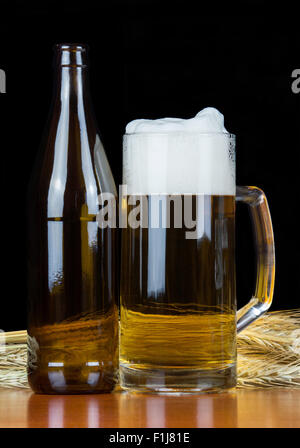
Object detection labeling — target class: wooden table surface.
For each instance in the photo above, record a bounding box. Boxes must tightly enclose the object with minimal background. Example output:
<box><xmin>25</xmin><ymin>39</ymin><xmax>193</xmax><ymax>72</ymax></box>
<box><xmin>0</xmin><ymin>388</ymin><xmax>300</xmax><ymax>428</ymax></box>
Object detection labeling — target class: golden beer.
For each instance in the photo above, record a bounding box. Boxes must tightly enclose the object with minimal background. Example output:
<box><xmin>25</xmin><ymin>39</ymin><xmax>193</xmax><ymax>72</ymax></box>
<box><xmin>120</xmin><ymin>194</ymin><xmax>236</xmax><ymax>392</ymax></box>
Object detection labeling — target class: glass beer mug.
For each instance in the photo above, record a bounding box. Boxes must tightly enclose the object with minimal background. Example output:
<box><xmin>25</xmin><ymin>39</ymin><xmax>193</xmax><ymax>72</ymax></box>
<box><xmin>119</xmin><ymin>110</ymin><xmax>275</xmax><ymax>393</ymax></box>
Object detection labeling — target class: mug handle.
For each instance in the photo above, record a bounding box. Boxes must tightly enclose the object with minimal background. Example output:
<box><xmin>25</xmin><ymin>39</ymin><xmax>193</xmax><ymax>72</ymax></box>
<box><xmin>236</xmin><ymin>186</ymin><xmax>275</xmax><ymax>332</ymax></box>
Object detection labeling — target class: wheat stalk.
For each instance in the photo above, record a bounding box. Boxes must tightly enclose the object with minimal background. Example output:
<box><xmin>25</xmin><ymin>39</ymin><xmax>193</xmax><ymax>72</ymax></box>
<box><xmin>236</xmin><ymin>309</ymin><xmax>300</xmax><ymax>388</ymax></box>
<box><xmin>0</xmin><ymin>331</ymin><xmax>28</xmax><ymax>389</ymax></box>
<box><xmin>0</xmin><ymin>310</ymin><xmax>300</xmax><ymax>390</ymax></box>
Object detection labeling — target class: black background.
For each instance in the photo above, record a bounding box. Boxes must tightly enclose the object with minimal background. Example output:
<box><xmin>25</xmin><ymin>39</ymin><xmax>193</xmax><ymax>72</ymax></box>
<box><xmin>0</xmin><ymin>1</ymin><xmax>299</xmax><ymax>330</ymax></box>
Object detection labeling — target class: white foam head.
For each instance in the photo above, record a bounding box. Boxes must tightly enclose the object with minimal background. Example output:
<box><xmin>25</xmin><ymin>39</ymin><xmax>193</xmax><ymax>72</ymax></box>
<box><xmin>123</xmin><ymin>107</ymin><xmax>235</xmax><ymax>195</ymax></box>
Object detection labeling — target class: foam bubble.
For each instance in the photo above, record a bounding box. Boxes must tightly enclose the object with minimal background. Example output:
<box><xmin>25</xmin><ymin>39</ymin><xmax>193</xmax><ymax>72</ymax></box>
<box><xmin>123</xmin><ymin>108</ymin><xmax>235</xmax><ymax>195</ymax></box>
<box><xmin>126</xmin><ymin>107</ymin><xmax>227</xmax><ymax>134</ymax></box>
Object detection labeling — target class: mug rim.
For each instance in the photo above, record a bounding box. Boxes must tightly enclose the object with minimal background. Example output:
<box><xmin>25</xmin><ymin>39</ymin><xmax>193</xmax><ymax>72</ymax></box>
<box><xmin>124</xmin><ymin>132</ymin><xmax>236</xmax><ymax>138</ymax></box>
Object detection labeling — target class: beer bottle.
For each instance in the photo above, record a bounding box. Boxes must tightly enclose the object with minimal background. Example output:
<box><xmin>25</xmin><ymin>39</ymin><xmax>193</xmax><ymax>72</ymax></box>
<box><xmin>27</xmin><ymin>44</ymin><xmax>118</xmax><ymax>394</ymax></box>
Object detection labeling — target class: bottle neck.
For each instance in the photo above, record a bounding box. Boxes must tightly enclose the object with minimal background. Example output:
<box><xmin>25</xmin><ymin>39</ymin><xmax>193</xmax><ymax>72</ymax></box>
<box><xmin>52</xmin><ymin>44</ymin><xmax>91</xmax><ymax>112</ymax></box>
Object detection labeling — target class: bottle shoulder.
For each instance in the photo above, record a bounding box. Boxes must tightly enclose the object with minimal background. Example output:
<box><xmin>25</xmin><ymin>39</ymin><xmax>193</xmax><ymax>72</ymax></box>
<box><xmin>28</xmin><ymin>132</ymin><xmax>117</xmax><ymax>219</ymax></box>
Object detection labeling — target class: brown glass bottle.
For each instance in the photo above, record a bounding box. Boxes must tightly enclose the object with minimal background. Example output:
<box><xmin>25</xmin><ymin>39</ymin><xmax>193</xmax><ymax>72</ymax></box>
<box><xmin>27</xmin><ymin>44</ymin><xmax>118</xmax><ymax>394</ymax></box>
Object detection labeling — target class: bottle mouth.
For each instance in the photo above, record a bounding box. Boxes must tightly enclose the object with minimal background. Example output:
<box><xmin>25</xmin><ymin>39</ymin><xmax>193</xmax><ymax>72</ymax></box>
<box><xmin>55</xmin><ymin>43</ymin><xmax>88</xmax><ymax>53</ymax></box>
<box><xmin>54</xmin><ymin>43</ymin><xmax>88</xmax><ymax>67</ymax></box>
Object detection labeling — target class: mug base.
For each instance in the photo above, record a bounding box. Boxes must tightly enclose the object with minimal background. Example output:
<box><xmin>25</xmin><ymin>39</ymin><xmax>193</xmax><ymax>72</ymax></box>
<box><xmin>119</xmin><ymin>363</ymin><xmax>236</xmax><ymax>394</ymax></box>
